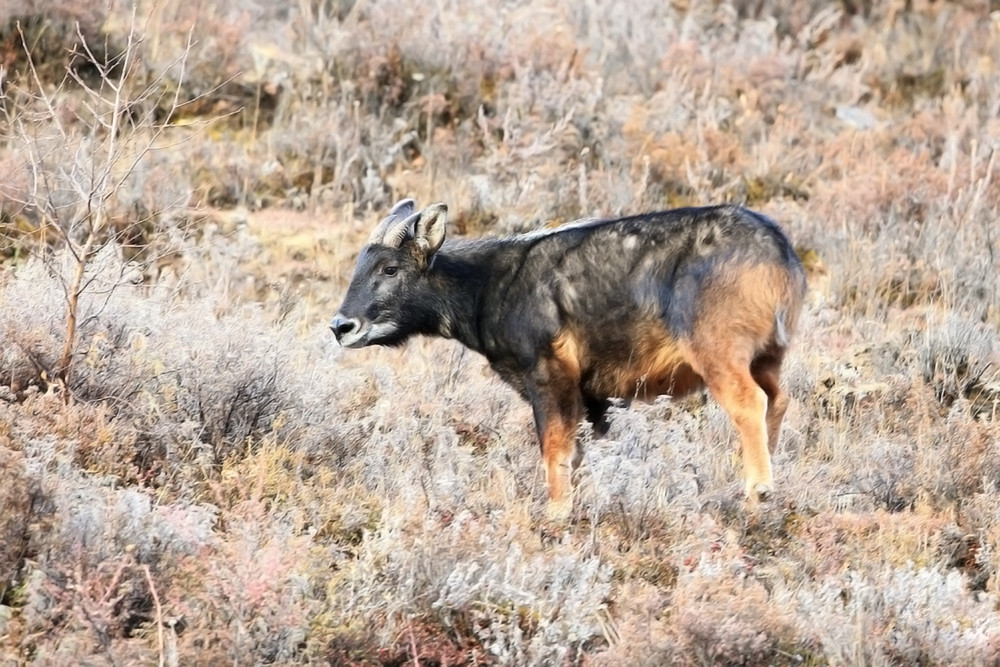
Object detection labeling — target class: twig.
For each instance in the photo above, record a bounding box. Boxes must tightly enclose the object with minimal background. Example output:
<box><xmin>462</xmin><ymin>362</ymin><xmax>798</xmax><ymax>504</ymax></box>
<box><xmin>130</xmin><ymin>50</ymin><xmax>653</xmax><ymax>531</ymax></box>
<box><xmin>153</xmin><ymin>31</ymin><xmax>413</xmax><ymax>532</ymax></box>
<box><xmin>142</xmin><ymin>564</ymin><xmax>166</xmax><ymax>667</ymax></box>
<box><xmin>406</xmin><ymin>616</ymin><xmax>420</xmax><ymax>667</ymax></box>
<box><xmin>16</xmin><ymin>22</ymin><xmax>67</xmax><ymax>141</ymax></box>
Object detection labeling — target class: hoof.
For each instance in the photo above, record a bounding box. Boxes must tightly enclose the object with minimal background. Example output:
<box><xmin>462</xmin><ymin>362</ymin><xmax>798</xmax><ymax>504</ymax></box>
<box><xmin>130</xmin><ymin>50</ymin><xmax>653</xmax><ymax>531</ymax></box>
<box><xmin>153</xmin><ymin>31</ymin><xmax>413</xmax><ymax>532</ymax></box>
<box><xmin>545</xmin><ymin>498</ymin><xmax>573</xmax><ymax>523</ymax></box>
<box><xmin>540</xmin><ymin>499</ymin><xmax>573</xmax><ymax>545</ymax></box>
<box><xmin>746</xmin><ymin>482</ymin><xmax>773</xmax><ymax>505</ymax></box>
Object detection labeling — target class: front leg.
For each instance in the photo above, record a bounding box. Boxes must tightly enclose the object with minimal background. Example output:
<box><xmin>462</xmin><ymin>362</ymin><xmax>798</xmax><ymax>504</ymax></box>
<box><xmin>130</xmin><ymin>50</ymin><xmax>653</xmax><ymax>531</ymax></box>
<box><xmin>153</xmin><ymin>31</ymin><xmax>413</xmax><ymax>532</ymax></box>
<box><xmin>532</xmin><ymin>401</ymin><xmax>580</xmax><ymax>521</ymax></box>
<box><xmin>529</xmin><ymin>333</ymin><xmax>585</xmax><ymax>521</ymax></box>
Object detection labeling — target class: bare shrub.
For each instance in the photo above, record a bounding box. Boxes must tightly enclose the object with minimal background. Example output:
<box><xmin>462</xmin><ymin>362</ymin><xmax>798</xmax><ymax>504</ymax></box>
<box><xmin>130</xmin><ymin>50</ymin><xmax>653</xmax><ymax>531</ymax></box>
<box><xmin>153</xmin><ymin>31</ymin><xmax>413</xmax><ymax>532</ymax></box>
<box><xmin>577</xmin><ymin>402</ymin><xmax>704</xmax><ymax>539</ymax></box>
<box><xmin>1</xmin><ymin>416</ymin><xmax>216</xmax><ymax>663</ymax></box>
<box><xmin>916</xmin><ymin>314</ymin><xmax>998</xmax><ymax>411</ymax></box>
<box><xmin>795</xmin><ymin>564</ymin><xmax>1000</xmax><ymax>664</ymax></box>
<box><xmin>665</xmin><ymin>560</ymin><xmax>806</xmax><ymax>665</ymax></box>
<box><xmin>329</xmin><ymin>510</ymin><xmax>615</xmax><ymax>665</ymax></box>
<box><xmin>0</xmin><ymin>247</ymin><xmax>308</xmax><ymax>478</ymax></box>
<box><xmin>164</xmin><ymin>512</ymin><xmax>315</xmax><ymax>663</ymax></box>
<box><xmin>0</xmin><ymin>443</ymin><xmax>34</xmax><ymax>607</ymax></box>
<box><xmin>0</xmin><ymin>6</ymin><xmax>200</xmax><ymax>391</ymax></box>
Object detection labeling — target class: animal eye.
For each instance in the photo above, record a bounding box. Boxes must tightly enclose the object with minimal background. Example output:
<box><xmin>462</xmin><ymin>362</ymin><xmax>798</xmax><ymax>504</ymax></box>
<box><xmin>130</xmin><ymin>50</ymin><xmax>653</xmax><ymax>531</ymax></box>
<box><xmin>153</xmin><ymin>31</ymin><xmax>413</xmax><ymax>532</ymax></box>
<box><xmin>382</xmin><ymin>266</ymin><xmax>398</xmax><ymax>277</ymax></box>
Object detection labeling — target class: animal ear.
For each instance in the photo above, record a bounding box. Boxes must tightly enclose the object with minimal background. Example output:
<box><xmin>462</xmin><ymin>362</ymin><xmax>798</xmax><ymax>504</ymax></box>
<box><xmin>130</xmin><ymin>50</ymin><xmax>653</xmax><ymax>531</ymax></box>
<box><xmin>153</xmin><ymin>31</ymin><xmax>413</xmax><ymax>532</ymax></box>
<box><xmin>412</xmin><ymin>203</ymin><xmax>447</xmax><ymax>257</ymax></box>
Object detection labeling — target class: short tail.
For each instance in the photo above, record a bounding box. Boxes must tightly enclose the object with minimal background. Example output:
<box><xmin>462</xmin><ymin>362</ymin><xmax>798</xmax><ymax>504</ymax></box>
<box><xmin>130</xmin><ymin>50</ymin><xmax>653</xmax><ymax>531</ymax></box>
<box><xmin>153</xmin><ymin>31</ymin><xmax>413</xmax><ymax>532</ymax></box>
<box><xmin>774</xmin><ymin>267</ymin><xmax>807</xmax><ymax>347</ymax></box>
<box><xmin>774</xmin><ymin>309</ymin><xmax>791</xmax><ymax>347</ymax></box>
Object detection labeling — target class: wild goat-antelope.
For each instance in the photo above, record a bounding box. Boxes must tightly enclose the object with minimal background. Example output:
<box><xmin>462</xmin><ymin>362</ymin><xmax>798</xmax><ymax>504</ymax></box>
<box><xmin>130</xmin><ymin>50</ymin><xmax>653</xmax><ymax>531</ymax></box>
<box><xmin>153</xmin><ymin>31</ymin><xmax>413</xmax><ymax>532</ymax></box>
<box><xmin>331</xmin><ymin>200</ymin><xmax>807</xmax><ymax>518</ymax></box>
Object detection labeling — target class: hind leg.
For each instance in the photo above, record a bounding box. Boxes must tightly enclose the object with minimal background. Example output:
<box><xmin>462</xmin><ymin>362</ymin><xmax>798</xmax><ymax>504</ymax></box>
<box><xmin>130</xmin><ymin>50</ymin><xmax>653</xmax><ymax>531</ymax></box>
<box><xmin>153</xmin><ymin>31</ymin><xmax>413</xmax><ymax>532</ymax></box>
<box><xmin>751</xmin><ymin>354</ymin><xmax>789</xmax><ymax>454</ymax></box>
<box><xmin>583</xmin><ymin>393</ymin><xmax>612</xmax><ymax>437</ymax></box>
<box><xmin>698</xmin><ymin>348</ymin><xmax>772</xmax><ymax>501</ymax></box>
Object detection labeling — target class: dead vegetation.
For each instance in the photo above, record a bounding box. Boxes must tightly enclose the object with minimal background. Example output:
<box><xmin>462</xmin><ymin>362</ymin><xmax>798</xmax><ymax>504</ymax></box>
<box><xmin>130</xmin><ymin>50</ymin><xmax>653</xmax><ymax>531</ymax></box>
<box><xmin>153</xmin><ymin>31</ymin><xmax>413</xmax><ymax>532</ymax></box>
<box><xmin>2</xmin><ymin>0</ymin><xmax>1000</xmax><ymax>664</ymax></box>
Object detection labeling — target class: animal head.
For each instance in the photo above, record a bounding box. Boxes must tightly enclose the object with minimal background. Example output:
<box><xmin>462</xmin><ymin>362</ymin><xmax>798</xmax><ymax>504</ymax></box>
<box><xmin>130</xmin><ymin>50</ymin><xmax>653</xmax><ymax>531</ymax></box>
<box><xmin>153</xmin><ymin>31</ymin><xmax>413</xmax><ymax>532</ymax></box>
<box><xmin>330</xmin><ymin>199</ymin><xmax>448</xmax><ymax>348</ymax></box>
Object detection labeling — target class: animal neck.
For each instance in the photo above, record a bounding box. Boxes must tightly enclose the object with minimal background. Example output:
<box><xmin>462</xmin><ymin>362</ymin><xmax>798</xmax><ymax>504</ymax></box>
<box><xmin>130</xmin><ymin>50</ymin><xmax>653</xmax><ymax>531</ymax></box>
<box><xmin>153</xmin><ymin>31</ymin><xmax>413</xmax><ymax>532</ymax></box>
<box><xmin>424</xmin><ymin>239</ymin><xmax>503</xmax><ymax>353</ymax></box>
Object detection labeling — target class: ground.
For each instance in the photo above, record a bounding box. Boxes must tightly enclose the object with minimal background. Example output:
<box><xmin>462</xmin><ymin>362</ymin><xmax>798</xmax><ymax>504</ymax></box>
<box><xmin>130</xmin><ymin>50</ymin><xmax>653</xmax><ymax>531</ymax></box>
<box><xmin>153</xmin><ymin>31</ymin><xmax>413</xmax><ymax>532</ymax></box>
<box><xmin>1</xmin><ymin>1</ymin><xmax>1000</xmax><ymax>664</ymax></box>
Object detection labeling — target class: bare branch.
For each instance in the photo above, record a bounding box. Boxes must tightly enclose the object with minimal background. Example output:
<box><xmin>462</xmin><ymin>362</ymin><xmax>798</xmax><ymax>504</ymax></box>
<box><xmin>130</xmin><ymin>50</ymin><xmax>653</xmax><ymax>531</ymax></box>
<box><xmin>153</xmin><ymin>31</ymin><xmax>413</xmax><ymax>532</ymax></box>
<box><xmin>16</xmin><ymin>22</ymin><xmax>68</xmax><ymax>142</ymax></box>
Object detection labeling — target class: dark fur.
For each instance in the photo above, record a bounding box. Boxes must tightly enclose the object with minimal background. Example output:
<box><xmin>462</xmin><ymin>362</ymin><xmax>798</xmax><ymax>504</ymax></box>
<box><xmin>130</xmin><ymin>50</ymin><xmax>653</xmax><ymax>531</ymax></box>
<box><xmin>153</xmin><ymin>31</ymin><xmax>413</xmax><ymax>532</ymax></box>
<box><xmin>333</xmin><ymin>203</ymin><xmax>807</xmax><ymax>512</ymax></box>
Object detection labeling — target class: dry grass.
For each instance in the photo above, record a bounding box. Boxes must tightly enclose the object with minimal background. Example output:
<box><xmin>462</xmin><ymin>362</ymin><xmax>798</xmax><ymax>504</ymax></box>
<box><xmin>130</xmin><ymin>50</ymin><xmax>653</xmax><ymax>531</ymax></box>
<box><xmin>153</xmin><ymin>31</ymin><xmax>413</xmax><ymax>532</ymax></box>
<box><xmin>2</xmin><ymin>0</ymin><xmax>1000</xmax><ymax>664</ymax></box>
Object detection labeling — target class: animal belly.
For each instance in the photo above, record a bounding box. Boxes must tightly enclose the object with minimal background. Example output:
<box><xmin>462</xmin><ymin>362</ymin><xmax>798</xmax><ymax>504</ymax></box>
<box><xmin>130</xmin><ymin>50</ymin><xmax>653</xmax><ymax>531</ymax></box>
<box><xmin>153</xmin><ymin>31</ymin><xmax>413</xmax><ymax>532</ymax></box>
<box><xmin>590</xmin><ymin>362</ymin><xmax>704</xmax><ymax>401</ymax></box>
<box><xmin>640</xmin><ymin>363</ymin><xmax>704</xmax><ymax>398</ymax></box>
<box><xmin>584</xmin><ymin>336</ymin><xmax>705</xmax><ymax>401</ymax></box>
<box><xmin>560</xmin><ymin>319</ymin><xmax>705</xmax><ymax>401</ymax></box>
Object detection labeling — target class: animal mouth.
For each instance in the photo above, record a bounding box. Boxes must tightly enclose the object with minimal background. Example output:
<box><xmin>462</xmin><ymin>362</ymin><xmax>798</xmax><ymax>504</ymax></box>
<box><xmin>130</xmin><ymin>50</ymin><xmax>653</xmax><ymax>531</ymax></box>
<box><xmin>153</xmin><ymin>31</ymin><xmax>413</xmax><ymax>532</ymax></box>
<box><xmin>337</xmin><ymin>325</ymin><xmax>370</xmax><ymax>348</ymax></box>
<box><xmin>333</xmin><ymin>319</ymin><xmax>399</xmax><ymax>348</ymax></box>
<box><xmin>340</xmin><ymin>336</ymin><xmax>368</xmax><ymax>348</ymax></box>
